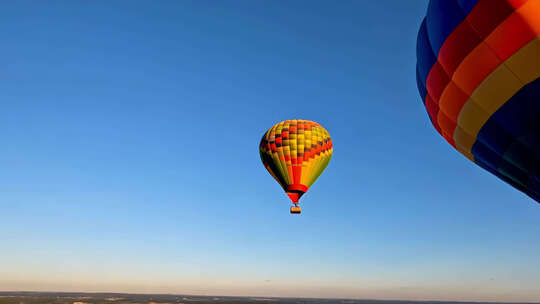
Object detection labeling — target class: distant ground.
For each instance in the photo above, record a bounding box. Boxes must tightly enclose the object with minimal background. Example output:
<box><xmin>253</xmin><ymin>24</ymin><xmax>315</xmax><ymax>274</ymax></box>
<box><xmin>0</xmin><ymin>292</ymin><xmax>536</xmax><ymax>304</ymax></box>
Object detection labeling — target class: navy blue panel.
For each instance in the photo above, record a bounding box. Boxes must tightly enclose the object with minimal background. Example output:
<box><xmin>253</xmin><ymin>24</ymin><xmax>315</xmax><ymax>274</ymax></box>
<box><xmin>516</xmin><ymin>129</ymin><xmax>540</xmax><ymax>164</ymax></box>
<box><xmin>528</xmin><ymin>174</ymin><xmax>540</xmax><ymax>201</ymax></box>
<box><xmin>474</xmin><ymin>77</ymin><xmax>540</xmax><ymax>162</ymax></box>
<box><xmin>475</xmin><ymin>117</ymin><xmax>516</xmax><ymax>158</ymax></box>
<box><xmin>498</xmin><ymin>156</ymin><xmax>530</xmax><ymax>187</ymax></box>
<box><xmin>477</xmin><ymin>157</ymin><xmax>540</xmax><ymax>202</ymax></box>
<box><xmin>517</xmin><ymin>127</ymin><xmax>540</xmax><ymax>198</ymax></box>
<box><xmin>416</xmin><ymin>18</ymin><xmax>437</xmax><ymax>84</ymax></box>
<box><xmin>490</xmin><ymin>79</ymin><xmax>540</xmax><ymax>136</ymax></box>
<box><xmin>416</xmin><ymin>65</ymin><xmax>427</xmax><ymax>102</ymax></box>
<box><xmin>476</xmin><ymin>159</ymin><xmax>526</xmax><ymax>193</ymax></box>
<box><xmin>473</xmin><ymin>141</ymin><xmax>502</xmax><ymax>173</ymax></box>
<box><xmin>472</xmin><ymin>77</ymin><xmax>540</xmax><ymax>203</ymax></box>
<box><xmin>426</xmin><ymin>0</ymin><xmax>467</xmax><ymax>55</ymax></box>
<box><xmin>504</xmin><ymin>140</ymin><xmax>539</xmax><ymax>174</ymax></box>
<box><xmin>456</xmin><ymin>0</ymin><xmax>480</xmax><ymax>15</ymax></box>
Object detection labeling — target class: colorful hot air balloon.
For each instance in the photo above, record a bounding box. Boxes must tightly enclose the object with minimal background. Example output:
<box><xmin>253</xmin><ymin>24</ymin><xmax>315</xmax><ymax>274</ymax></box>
<box><xmin>416</xmin><ymin>0</ymin><xmax>540</xmax><ymax>202</ymax></box>
<box><xmin>259</xmin><ymin>119</ymin><xmax>333</xmax><ymax>214</ymax></box>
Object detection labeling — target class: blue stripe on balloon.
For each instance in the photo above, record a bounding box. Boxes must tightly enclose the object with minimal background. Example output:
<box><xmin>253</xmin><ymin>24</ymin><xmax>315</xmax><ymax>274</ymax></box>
<box><xmin>474</xmin><ymin>78</ymin><xmax>540</xmax><ymax>158</ymax></box>
<box><xmin>456</xmin><ymin>0</ymin><xmax>480</xmax><ymax>16</ymax></box>
<box><xmin>475</xmin><ymin>158</ymin><xmax>526</xmax><ymax>193</ymax></box>
<box><xmin>416</xmin><ymin>18</ymin><xmax>437</xmax><ymax>85</ymax></box>
<box><xmin>472</xmin><ymin>77</ymin><xmax>540</xmax><ymax>203</ymax></box>
<box><xmin>416</xmin><ymin>0</ymin><xmax>480</xmax><ymax>88</ymax></box>
<box><xmin>426</xmin><ymin>0</ymin><xmax>468</xmax><ymax>56</ymax></box>
<box><xmin>416</xmin><ymin>65</ymin><xmax>427</xmax><ymax>102</ymax></box>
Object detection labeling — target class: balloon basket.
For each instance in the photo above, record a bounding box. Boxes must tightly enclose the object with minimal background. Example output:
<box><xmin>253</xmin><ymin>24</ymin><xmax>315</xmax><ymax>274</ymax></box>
<box><xmin>290</xmin><ymin>205</ymin><xmax>301</xmax><ymax>214</ymax></box>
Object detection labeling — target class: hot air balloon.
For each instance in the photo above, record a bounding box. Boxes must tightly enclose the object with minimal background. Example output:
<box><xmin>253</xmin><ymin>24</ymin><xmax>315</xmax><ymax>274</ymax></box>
<box><xmin>416</xmin><ymin>0</ymin><xmax>540</xmax><ymax>202</ymax></box>
<box><xmin>259</xmin><ymin>119</ymin><xmax>333</xmax><ymax>214</ymax></box>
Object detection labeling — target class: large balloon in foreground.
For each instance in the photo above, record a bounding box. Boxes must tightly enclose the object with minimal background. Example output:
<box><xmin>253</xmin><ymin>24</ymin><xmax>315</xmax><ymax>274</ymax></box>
<box><xmin>416</xmin><ymin>0</ymin><xmax>540</xmax><ymax>202</ymax></box>
<box><xmin>259</xmin><ymin>120</ymin><xmax>333</xmax><ymax>214</ymax></box>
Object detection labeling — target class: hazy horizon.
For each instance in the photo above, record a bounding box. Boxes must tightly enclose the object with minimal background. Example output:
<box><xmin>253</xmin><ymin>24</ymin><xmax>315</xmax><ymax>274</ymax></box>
<box><xmin>2</xmin><ymin>0</ymin><xmax>540</xmax><ymax>303</ymax></box>
<box><xmin>0</xmin><ymin>291</ymin><xmax>539</xmax><ymax>304</ymax></box>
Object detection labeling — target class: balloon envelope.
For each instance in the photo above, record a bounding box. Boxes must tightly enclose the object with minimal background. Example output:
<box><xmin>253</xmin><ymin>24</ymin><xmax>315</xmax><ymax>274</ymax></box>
<box><xmin>416</xmin><ymin>0</ymin><xmax>540</xmax><ymax>202</ymax></box>
<box><xmin>259</xmin><ymin>119</ymin><xmax>333</xmax><ymax>204</ymax></box>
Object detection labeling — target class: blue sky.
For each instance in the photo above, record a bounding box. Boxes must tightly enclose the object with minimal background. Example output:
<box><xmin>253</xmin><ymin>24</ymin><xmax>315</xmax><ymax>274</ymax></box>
<box><xmin>1</xmin><ymin>1</ymin><xmax>540</xmax><ymax>302</ymax></box>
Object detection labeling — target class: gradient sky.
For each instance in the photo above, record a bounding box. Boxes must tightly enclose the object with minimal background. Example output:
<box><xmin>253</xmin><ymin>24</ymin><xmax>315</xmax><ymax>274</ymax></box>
<box><xmin>1</xmin><ymin>1</ymin><xmax>540</xmax><ymax>302</ymax></box>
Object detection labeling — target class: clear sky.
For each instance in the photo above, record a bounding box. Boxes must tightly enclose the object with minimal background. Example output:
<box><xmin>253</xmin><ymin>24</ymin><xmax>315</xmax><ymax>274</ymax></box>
<box><xmin>1</xmin><ymin>1</ymin><xmax>540</xmax><ymax>302</ymax></box>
